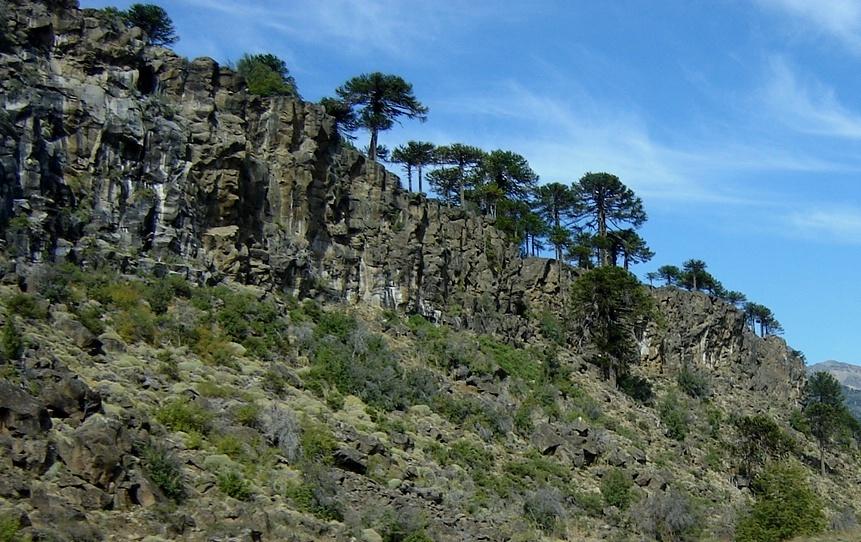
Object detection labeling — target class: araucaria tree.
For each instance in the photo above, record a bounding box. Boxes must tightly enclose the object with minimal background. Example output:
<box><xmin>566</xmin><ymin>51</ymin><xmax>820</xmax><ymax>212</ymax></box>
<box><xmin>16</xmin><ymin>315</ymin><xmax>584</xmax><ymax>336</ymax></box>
<box><xmin>122</xmin><ymin>4</ymin><xmax>178</xmax><ymax>46</ymax></box>
<box><xmin>335</xmin><ymin>73</ymin><xmax>428</xmax><ymax>162</ymax></box>
<box><xmin>434</xmin><ymin>144</ymin><xmax>485</xmax><ymax>207</ymax></box>
<box><xmin>533</xmin><ymin>182</ymin><xmax>579</xmax><ymax>261</ymax></box>
<box><xmin>570</xmin><ymin>266</ymin><xmax>654</xmax><ymax>382</ymax></box>
<box><xmin>473</xmin><ymin>150</ymin><xmax>538</xmax><ymax>218</ymax></box>
<box><xmin>573</xmin><ymin>173</ymin><xmax>647</xmax><ymax>267</ymax></box>
<box><xmin>392</xmin><ymin>141</ymin><xmax>435</xmax><ymax>193</ymax></box>
<box><xmin>803</xmin><ymin>372</ymin><xmax>853</xmax><ymax>475</ymax></box>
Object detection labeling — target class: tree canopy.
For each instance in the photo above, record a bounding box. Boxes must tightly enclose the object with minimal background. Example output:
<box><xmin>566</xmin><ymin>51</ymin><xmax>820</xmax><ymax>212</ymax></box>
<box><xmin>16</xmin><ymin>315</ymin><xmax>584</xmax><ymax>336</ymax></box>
<box><xmin>335</xmin><ymin>73</ymin><xmax>428</xmax><ymax>162</ymax></box>
<box><xmin>573</xmin><ymin>173</ymin><xmax>647</xmax><ymax>267</ymax></box>
<box><xmin>122</xmin><ymin>4</ymin><xmax>177</xmax><ymax>46</ymax></box>
<box><xmin>236</xmin><ymin>53</ymin><xmax>297</xmax><ymax>97</ymax></box>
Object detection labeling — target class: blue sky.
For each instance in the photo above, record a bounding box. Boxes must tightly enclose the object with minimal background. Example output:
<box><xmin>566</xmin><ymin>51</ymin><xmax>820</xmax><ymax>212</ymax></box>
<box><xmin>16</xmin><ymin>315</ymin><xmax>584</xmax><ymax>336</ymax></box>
<box><xmin>82</xmin><ymin>0</ymin><xmax>861</xmax><ymax>365</ymax></box>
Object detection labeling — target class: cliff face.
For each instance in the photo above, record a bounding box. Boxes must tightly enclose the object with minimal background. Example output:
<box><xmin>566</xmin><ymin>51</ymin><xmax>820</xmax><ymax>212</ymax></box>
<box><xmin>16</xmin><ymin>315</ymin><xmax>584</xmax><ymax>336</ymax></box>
<box><xmin>0</xmin><ymin>0</ymin><xmax>566</xmax><ymax>342</ymax></box>
<box><xmin>0</xmin><ymin>0</ymin><xmax>804</xmax><ymax>392</ymax></box>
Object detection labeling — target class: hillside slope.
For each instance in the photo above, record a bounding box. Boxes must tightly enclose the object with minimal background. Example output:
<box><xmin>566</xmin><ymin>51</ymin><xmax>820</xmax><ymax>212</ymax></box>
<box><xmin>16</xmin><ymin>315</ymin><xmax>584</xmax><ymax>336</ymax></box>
<box><xmin>0</xmin><ymin>1</ymin><xmax>858</xmax><ymax>541</ymax></box>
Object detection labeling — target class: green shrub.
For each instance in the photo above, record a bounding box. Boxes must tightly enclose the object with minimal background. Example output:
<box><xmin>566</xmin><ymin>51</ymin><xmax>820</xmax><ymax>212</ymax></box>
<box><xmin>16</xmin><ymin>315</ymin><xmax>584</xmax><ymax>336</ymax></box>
<box><xmin>217</xmin><ymin>470</ymin><xmax>252</xmax><ymax>501</ymax></box>
<box><xmin>433</xmin><ymin>438</ymin><xmax>492</xmax><ymax>472</ymax></box>
<box><xmin>113</xmin><ymin>305</ymin><xmax>157</xmax><ymax>344</ymax></box>
<box><xmin>234</xmin><ymin>403</ymin><xmax>260</xmax><ymax>428</ymax></box>
<box><xmin>537</xmin><ymin>310</ymin><xmax>565</xmax><ymax>345</ymax></box>
<box><xmin>6</xmin><ymin>293</ymin><xmax>47</xmax><ymax>319</ymax></box>
<box><xmin>601</xmin><ymin>467</ymin><xmax>633</xmax><ymax>509</ymax></box>
<box><xmin>1</xmin><ymin>317</ymin><xmax>23</xmax><ymax>361</ymax></box>
<box><xmin>735</xmin><ymin>461</ymin><xmax>825</xmax><ymax>542</ymax></box>
<box><xmin>287</xmin><ymin>463</ymin><xmax>343</xmax><ymax>520</ymax></box>
<box><xmin>659</xmin><ymin>390</ymin><xmax>689</xmax><ymax>441</ymax></box>
<box><xmin>300</xmin><ymin>418</ymin><xmax>336</xmax><ymax>465</ymax></box>
<box><xmin>0</xmin><ymin>511</ymin><xmax>22</xmax><ymax>542</ymax></box>
<box><xmin>571</xmin><ymin>489</ymin><xmax>604</xmax><ymax>516</ymax></box>
<box><xmin>314</xmin><ymin>309</ymin><xmax>358</xmax><ymax>341</ymax></box>
<box><xmin>308</xmin><ymin>327</ymin><xmax>437</xmax><ymax>412</ymax></box>
<box><xmin>618</xmin><ymin>373</ymin><xmax>654</xmax><ymax>404</ymax></box>
<box><xmin>505</xmin><ymin>452</ymin><xmax>568</xmax><ymax>484</ymax></box>
<box><xmin>677</xmin><ymin>366</ymin><xmax>710</xmax><ymax>399</ymax></box>
<box><xmin>156</xmin><ymin>398</ymin><xmax>212</xmax><ymax>434</ymax></box>
<box><xmin>236</xmin><ymin>53</ymin><xmax>298</xmax><ymax>97</ymax></box>
<box><xmin>478</xmin><ymin>336</ymin><xmax>542</xmax><ymax>382</ymax></box>
<box><xmin>142</xmin><ymin>444</ymin><xmax>185</xmax><ymax>501</ymax></box>
<box><xmin>76</xmin><ymin>305</ymin><xmax>105</xmax><ymax>336</ymax></box>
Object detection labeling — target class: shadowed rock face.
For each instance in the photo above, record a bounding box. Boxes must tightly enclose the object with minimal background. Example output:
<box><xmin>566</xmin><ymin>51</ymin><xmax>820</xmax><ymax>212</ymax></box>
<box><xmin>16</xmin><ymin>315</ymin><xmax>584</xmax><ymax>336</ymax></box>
<box><xmin>0</xmin><ymin>0</ymin><xmax>570</xmax><ymax>341</ymax></box>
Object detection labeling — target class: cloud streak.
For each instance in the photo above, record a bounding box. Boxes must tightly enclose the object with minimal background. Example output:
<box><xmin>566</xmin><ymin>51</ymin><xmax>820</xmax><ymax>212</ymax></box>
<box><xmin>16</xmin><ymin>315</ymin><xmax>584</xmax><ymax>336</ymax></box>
<box><xmin>762</xmin><ymin>58</ymin><xmax>861</xmax><ymax>138</ymax></box>
<box><xmin>756</xmin><ymin>0</ymin><xmax>861</xmax><ymax>53</ymax></box>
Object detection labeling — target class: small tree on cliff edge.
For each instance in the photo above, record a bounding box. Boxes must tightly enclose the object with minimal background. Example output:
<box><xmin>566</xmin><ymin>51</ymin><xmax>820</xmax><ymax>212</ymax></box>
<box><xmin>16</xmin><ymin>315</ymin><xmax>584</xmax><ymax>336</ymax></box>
<box><xmin>336</xmin><ymin>73</ymin><xmax>428</xmax><ymax>162</ymax></box>
<box><xmin>122</xmin><ymin>4</ymin><xmax>178</xmax><ymax>46</ymax></box>
<box><xmin>573</xmin><ymin>173</ymin><xmax>646</xmax><ymax>267</ymax></box>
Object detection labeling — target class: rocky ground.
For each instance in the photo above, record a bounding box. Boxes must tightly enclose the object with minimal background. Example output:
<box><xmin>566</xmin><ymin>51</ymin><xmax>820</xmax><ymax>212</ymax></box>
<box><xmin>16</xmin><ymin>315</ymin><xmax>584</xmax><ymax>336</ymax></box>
<box><xmin>0</xmin><ymin>260</ymin><xmax>859</xmax><ymax>541</ymax></box>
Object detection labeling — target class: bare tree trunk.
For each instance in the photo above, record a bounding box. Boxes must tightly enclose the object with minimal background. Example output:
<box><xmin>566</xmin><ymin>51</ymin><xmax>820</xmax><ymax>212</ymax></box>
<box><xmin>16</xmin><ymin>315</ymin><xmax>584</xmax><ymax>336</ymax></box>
<box><xmin>369</xmin><ymin>130</ymin><xmax>378</xmax><ymax>162</ymax></box>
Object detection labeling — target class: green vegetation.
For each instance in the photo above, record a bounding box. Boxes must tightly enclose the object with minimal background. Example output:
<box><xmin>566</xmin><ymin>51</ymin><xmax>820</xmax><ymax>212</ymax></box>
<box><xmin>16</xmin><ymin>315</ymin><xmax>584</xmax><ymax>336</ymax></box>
<box><xmin>156</xmin><ymin>398</ymin><xmax>212</xmax><ymax>434</ymax></box>
<box><xmin>0</xmin><ymin>512</ymin><xmax>23</xmax><ymax>542</ymax></box>
<box><xmin>802</xmin><ymin>372</ymin><xmax>858</xmax><ymax>475</ymax></box>
<box><xmin>659</xmin><ymin>389</ymin><xmax>690</xmax><ymax>441</ymax></box>
<box><xmin>570</xmin><ymin>266</ymin><xmax>654</xmax><ymax>381</ymax></box>
<box><xmin>677</xmin><ymin>365</ymin><xmax>710</xmax><ymax>399</ymax></box>
<box><xmin>335</xmin><ymin>73</ymin><xmax>428</xmax><ymax>162</ymax></box>
<box><xmin>735</xmin><ymin>461</ymin><xmax>825</xmax><ymax>542</ymax></box>
<box><xmin>236</xmin><ymin>53</ymin><xmax>297</xmax><ymax>97</ymax></box>
<box><xmin>600</xmin><ymin>468</ymin><xmax>633</xmax><ymax>509</ymax></box>
<box><xmin>1</xmin><ymin>316</ymin><xmax>22</xmax><ymax>361</ymax></box>
<box><xmin>217</xmin><ymin>470</ymin><xmax>252</xmax><ymax>501</ymax></box>
<box><xmin>120</xmin><ymin>4</ymin><xmax>177</xmax><ymax>46</ymax></box>
<box><xmin>142</xmin><ymin>444</ymin><xmax>185</xmax><ymax>501</ymax></box>
<box><xmin>733</xmin><ymin>414</ymin><xmax>795</xmax><ymax>478</ymax></box>
<box><xmin>391</xmin><ymin>141</ymin><xmax>435</xmax><ymax>193</ymax></box>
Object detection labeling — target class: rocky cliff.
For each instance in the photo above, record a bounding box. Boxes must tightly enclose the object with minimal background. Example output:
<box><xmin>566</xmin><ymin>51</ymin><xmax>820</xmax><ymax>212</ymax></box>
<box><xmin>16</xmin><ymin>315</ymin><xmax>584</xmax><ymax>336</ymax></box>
<box><xmin>0</xmin><ymin>0</ymin><xmax>566</xmax><ymax>342</ymax></box>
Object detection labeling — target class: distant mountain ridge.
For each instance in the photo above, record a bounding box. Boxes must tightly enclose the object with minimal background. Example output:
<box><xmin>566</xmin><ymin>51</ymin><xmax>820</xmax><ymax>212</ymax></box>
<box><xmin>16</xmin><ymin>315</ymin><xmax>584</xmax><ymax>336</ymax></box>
<box><xmin>807</xmin><ymin>360</ymin><xmax>861</xmax><ymax>390</ymax></box>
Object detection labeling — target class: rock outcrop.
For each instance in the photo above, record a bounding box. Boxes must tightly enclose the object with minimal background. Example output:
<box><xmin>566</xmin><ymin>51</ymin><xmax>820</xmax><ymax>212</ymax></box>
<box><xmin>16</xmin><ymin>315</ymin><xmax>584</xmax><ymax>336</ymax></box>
<box><xmin>0</xmin><ymin>0</ymin><xmax>568</xmax><ymax>343</ymax></box>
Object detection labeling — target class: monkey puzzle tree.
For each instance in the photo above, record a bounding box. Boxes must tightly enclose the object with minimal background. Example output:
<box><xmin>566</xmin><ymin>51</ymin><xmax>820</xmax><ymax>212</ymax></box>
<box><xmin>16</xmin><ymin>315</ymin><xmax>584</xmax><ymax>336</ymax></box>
<box><xmin>335</xmin><ymin>73</ymin><xmax>428</xmax><ymax>162</ymax></box>
<box><xmin>122</xmin><ymin>4</ymin><xmax>178</xmax><ymax>46</ymax></box>
<box><xmin>609</xmin><ymin>229</ymin><xmax>654</xmax><ymax>270</ymax></box>
<box><xmin>533</xmin><ymin>182</ymin><xmax>579</xmax><ymax>261</ymax></box>
<box><xmin>473</xmin><ymin>150</ymin><xmax>538</xmax><ymax>217</ymax></box>
<box><xmin>573</xmin><ymin>173</ymin><xmax>646</xmax><ymax>267</ymax></box>
<box><xmin>681</xmin><ymin>259</ymin><xmax>708</xmax><ymax>291</ymax></box>
<box><xmin>656</xmin><ymin>265</ymin><xmax>682</xmax><ymax>286</ymax></box>
<box><xmin>434</xmin><ymin>144</ymin><xmax>485</xmax><ymax>206</ymax></box>
<box><xmin>570</xmin><ymin>266</ymin><xmax>654</xmax><ymax>381</ymax></box>
<box><xmin>319</xmin><ymin>97</ymin><xmax>358</xmax><ymax>140</ymax></box>
<box><xmin>427</xmin><ymin>167</ymin><xmax>459</xmax><ymax>205</ymax></box>
<box><xmin>803</xmin><ymin>372</ymin><xmax>851</xmax><ymax>475</ymax></box>
<box><xmin>392</xmin><ymin>141</ymin><xmax>434</xmax><ymax>193</ymax></box>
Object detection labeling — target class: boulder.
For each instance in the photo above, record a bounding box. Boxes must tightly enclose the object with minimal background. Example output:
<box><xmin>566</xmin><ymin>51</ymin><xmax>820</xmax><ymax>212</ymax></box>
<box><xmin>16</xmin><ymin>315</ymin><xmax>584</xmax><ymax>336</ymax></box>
<box><xmin>55</xmin><ymin>414</ymin><xmax>130</xmax><ymax>488</ymax></box>
<box><xmin>0</xmin><ymin>380</ymin><xmax>51</xmax><ymax>436</ymax></box>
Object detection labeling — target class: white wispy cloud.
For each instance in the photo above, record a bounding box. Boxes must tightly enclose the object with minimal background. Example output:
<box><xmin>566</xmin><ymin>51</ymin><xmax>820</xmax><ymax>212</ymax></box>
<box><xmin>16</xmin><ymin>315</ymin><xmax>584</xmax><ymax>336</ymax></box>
<box><xmin>174</xmin><ymin>0</ymin><xmax>495</xmax><ymax>59</ymax></box>
<box><xmin>424</xmin><ymin>80</ymin><xmax>853</xmax><ymax>206</ymax></box>
<box><xmin>756</xmin><ymin>0</ymin><xmax>861</xmax><ymax>53</ymax></box>
<box><xmin>762</xmin><ymin>58</ymin><xmax>861</xmax><ymax>138</ymax></box>
<box><xmin>787</xmin><ymin>207</ymin><xmax>861</xmax><ymax>242</ymax></box>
